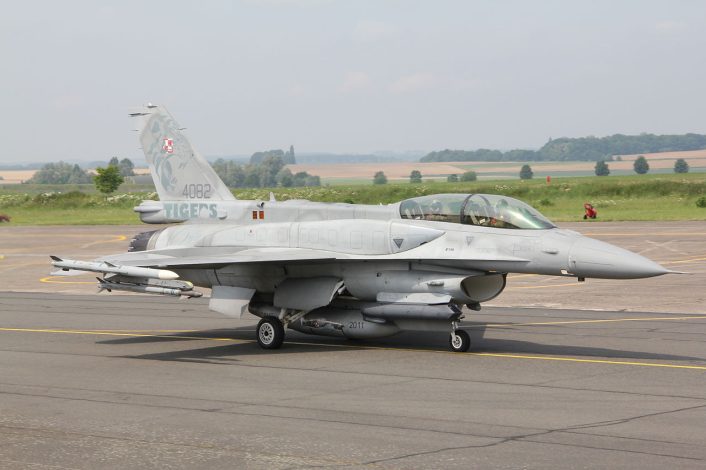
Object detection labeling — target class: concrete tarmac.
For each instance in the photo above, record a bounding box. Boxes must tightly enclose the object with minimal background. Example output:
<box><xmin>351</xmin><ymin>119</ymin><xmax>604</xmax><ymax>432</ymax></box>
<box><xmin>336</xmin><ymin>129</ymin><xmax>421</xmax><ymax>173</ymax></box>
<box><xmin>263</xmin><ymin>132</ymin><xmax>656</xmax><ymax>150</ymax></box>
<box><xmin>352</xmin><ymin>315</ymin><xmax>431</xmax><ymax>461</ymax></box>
<box><xmin>0</xmin><ymin>292</ymin><xmax>705</xmax><ymax>469</ymax></box>
<box><xmin>0</xmin><ymin>221</ymin><xmax>705</xmax><ymax>468</ymax></box>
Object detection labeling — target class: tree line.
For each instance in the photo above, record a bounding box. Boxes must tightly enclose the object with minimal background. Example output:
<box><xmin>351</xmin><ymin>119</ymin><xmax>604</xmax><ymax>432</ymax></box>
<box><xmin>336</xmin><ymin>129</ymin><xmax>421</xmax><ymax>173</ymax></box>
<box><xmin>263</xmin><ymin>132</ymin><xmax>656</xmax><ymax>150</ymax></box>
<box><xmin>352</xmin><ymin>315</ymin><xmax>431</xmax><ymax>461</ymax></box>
<box><xmin>26</xmin><ymin>157</ymin><xmax>134</xmax><ymax>185</ymax></box>
<box><xmin>24</xmin><ymin>152</ymin><xmax>320</xmax><ymax>191</ymax></box>
<box><xmin>212</xmin><ymin>155</ymin><xmax>320</xmax><ymax>188</ymax></box>
<box><xmin>249</xmin><ymin>146</ymin><xmax>296</xmax><ymax>165</ymax></box>
<box><xmin>375</xmin><ymin>157</ymin><xmax>691</xmax><ymax>185</ymax></box>
<box><xmin>594</xmin><ymin>157</ymin><xmax>690</xmax><ymax>176</ymax></box>
<box><xmin>421</xmin><ymin>133</ymin><xmax>706</xmax><ymax>162</ymax></box>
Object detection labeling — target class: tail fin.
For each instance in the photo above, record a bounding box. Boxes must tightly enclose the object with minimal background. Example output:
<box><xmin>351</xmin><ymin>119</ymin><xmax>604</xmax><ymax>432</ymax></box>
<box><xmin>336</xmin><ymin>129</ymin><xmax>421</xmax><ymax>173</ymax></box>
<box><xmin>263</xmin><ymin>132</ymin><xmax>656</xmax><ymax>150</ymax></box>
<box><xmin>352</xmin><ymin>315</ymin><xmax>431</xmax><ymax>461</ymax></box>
<box><xmin>130</xmin><ymin>104</ymin><xmax>235</xmax><ymax>201</ymax></box>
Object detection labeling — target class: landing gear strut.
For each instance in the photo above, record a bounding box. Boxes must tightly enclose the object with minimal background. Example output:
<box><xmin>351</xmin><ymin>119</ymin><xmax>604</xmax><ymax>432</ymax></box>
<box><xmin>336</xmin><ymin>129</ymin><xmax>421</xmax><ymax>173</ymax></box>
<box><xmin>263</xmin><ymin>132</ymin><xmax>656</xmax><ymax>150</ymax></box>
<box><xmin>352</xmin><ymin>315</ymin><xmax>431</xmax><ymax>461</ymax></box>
<box><xmin>256</xmin><ymin>317</ymin><xmax>285</xmax><ymax>349</ymax></box>
<box><xmin>449</xmin><ymin>321</ymin><xmax>470</xmax><ymax>352</ymax></box>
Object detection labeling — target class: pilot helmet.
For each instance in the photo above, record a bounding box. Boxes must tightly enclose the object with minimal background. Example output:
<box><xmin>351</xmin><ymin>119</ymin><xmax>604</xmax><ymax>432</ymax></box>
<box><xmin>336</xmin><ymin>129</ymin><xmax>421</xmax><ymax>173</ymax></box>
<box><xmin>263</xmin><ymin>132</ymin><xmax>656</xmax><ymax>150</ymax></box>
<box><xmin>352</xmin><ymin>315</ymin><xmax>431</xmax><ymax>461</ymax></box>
<box><xmin>430</xmin><ymin>199</ymin><xmax>443</xmax><ymax>214</ymax></box>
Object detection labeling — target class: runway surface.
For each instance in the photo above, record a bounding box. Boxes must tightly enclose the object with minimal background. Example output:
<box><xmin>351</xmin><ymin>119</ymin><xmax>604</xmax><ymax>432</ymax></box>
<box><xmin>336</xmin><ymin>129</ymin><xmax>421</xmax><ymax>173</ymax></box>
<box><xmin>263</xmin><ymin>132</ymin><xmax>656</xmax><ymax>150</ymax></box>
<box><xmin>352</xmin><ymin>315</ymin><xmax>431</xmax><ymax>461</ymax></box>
<box><xmin>0</xmin><ymin>221</ymin><xmax>705</xmax><ymax>468</ymax></box>
<box><xmin>0</xmin><ymin>292</ymin><xmax>705</xmax><ymax>469</ymax></box>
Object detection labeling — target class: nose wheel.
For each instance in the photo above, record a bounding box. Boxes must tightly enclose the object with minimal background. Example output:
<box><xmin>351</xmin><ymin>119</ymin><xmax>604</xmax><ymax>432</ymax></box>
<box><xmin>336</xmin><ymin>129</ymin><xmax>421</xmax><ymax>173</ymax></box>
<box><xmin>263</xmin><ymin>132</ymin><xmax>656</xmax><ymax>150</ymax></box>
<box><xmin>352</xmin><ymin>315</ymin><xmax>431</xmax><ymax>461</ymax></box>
<box><xmin>257</xmin><ymin>317</ymin><xmax>285</xmax><ymax>349</ymax></box>
<box><xmin>449</xmin><ymin>329</ymin><xmax>470</xmax><ymax>352</ymax></box>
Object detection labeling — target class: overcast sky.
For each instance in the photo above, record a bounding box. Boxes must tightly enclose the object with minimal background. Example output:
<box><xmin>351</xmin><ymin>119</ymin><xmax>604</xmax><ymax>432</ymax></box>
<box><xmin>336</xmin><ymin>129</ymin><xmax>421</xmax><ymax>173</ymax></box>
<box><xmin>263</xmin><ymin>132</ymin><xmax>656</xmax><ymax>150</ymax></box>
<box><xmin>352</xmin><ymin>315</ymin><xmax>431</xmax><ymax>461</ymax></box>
<box><xmin>2</xmin><ymin>0</ymin><xmax>705</xmax><ymax>163</ymax></box>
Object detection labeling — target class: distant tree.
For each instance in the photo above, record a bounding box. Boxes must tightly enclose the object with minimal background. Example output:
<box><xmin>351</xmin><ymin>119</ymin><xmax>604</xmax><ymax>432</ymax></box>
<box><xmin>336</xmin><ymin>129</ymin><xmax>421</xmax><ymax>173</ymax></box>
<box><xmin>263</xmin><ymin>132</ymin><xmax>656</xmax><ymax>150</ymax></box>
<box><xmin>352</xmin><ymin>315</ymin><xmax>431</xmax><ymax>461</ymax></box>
<box><xmin>373</xmin><ymin>171</ymin><xmax>388</xmax><ymax>185</ymax></box>
<box><xmin>244</xmin><ymin>171</ymin><xmax>260</xmax><ymax>188</ymax></box>
<box><xmin>284</xmin><ymin>145</ymin><xmax>296</xmax><ymax>164</ymax></box>
<box><xmin>212</xmin><ymin>159</ymin><xmax>246</xmax><ymax>187</ymax></box>
<box><xmin>595</xmin><ymin>160</ymin><xmax>610</xmax><ymax>176</ymax></box>
<box><xmin>94</xmin><ymin>165</ymin><xmax>124</xmax><ymax>194</ymax></box>
<box><xmin>213</xmin><ymin>156</ymin><xmax>319</xmax><ymax>188</ymax></box>
<box><xmin>633</xmin><ymin>156</ymin><xmax>649</xmax><ymax>174</ymax></box>
<box><xmin>256</xmin><ymin>155</ymin><xmax>286</xmax><ymax>187</ymax></box>
<box><xmin>118</xmin><ymin>158</ymin><xmax>135</xmax><ymax>177</ymax></box>
<box><xmin>459</xmin><ymin>171</ymin><xmax>477</xmax><ymax>182</ymax></box>
<box><xmin>447</xmin><ymin>174</ymin><xmax>459</xmax><ymax>183</ymax></box>
<box><xmin>27</xmin><ymin>162</ymin><xmax>92</xmax><ymax>184</ymax></box>
<box><xmin>109</xmin><ymin>156</ymin><xmax>120</xmax><ymax>167</ymax></box>
<box><xmin>409</xmin><ymin>170</ymin><xmax>422</xmax><ymax>183</ymax></box>
<box><xmin>519</xmin><ymin>164</ymin><xmax>533</xmax><ymax>180</ymax></box>
<box><xmin>420</xmin><ymin>133</ymin><xmax>706</xmax><ymax>163</ymax></box>
<box><xmin>276</xmin><ymin>168</ymin><xmax>294</xmax><ymax>187</ymax></box>
<box><xmin>674</xmin><ymin>158</ymin><xmax>689</xmax><ymax>174</ymax></box>
<box><xmin>304</xmin><ymin>174</ymin><xmax>321</xmax><ymax>186</ymax></box>
<box><xmin>250</xmin><ymin>149</ymin><xmax>285</xmax><ymax>165</ymax></box>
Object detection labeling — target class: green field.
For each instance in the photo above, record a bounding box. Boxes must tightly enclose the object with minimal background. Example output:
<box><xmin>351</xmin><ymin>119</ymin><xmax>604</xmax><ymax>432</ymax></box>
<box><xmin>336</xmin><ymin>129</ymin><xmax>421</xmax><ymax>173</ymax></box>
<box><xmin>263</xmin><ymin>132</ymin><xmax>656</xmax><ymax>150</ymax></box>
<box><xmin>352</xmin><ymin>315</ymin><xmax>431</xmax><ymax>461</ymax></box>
<box><xmin>1</xmin><ymin>173</ymin><xmax>705</xmax><ymax>225</ymax></box>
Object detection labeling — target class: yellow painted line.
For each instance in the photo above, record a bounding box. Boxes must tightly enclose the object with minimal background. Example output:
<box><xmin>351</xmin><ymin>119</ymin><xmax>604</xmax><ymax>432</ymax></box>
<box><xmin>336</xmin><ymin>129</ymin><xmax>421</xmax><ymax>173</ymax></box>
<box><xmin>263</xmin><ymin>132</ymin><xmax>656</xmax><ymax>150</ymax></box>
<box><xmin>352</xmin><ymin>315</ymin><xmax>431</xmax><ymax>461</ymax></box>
<box><xmin>507</xmin><ymin>274</ymin><xmax>538</xmax><ymax>279</ymax></box>
<box><xmin>283</xmin><ymin>341</ymin><xmax>706</xmax><ymax>370</ymax></box>
<box><xmin>0</xmin><ymin>327</ymin><xmax>237</xmax><ymax>342</ymax></box>
<box><xmin>89</xmin><ymin>329</ymin><xmax>193</xmax><ymax>333</ymax></box>
<box><xmin>583</xmin><ymin>232</ymin><xmax>706</xmax><ymax>237</ymax></box>
<box><xmin>1</xmin><ymin>327</ymin><xmax>704</xmax><ymax>371</ymax></box>
<box><xmin>0</xmin><ymin>233</ymin><xmax>128</xmax><ymax>238</ymax></box>
<box><xmin>81</xmin><ymin>235</ymin><xmax>127</xmax><ymax>248</ymax></box>
<box><xmin>661</xmin><ymin>256</ymin><xmax>706</xmax><ymax>265</ymax></box>
<box><xmin>469</xmin><ymin>353</ymin><xmax>706</xmax><ymax>370</ymax></box>
<box><xmin>507</xmin><ymin>282</ymin><xmax>583</xmax><ymax>290</ymax></box>
<box><xmin>483</xmin><ymin>315</ymin><xmax>706</xmax><ymax>328</ymax></box>
<box><xmin>39</xmin><ymin>276</ymin><xmax>95</xmax><ymax>285</ymax></box>
<box><xmin>0</xmin><ymin>262</ymin><xmax>46</xmax><ymax>270</ymax></box>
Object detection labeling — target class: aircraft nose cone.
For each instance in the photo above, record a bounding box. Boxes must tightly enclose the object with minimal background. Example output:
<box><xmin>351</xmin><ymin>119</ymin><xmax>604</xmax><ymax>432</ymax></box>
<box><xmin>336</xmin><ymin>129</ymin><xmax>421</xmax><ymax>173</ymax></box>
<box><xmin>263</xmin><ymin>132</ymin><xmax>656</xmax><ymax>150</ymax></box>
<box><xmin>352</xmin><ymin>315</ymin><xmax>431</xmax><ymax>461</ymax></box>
<box><xmin>569</xmin><ymin>237</ymin><xmax>669</xmax><ymax>279</ymax></box>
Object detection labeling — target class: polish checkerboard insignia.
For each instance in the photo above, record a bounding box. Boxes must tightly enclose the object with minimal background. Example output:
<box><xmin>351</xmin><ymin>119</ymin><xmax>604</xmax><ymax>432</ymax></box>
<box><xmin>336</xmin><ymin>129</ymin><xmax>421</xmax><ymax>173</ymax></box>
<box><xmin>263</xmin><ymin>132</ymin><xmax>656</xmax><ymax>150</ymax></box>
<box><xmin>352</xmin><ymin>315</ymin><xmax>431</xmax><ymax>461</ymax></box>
<box><xmin>162</xmin><ymin>138</ymin><xmax>174</xmax><ymax>154</ymax></box>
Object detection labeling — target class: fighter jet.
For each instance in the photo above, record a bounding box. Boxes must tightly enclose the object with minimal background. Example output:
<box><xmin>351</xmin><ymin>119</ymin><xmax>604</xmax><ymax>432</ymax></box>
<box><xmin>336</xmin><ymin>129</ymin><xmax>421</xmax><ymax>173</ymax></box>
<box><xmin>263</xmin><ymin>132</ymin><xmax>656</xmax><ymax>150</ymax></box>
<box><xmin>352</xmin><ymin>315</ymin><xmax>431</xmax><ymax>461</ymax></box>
<box><xmin>50</xmin><ymin>105</ymin><xmax>673</xmax><ymax>352</ymax></box>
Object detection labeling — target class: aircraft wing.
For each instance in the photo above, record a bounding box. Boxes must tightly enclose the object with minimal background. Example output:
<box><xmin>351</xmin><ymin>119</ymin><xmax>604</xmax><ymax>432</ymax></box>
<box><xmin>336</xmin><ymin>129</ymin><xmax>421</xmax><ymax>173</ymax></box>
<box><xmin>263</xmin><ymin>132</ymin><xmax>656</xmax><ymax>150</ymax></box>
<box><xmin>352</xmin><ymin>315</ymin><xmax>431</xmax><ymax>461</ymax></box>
<box><xmin>97</xmin><ymin>247</ymin><xmax>341</xmax><ymax>268</ymax></box>
<box><xmin>95</xmin><ymin>246</ymin><xmax>527</xmax><ymax>269</ymax></box>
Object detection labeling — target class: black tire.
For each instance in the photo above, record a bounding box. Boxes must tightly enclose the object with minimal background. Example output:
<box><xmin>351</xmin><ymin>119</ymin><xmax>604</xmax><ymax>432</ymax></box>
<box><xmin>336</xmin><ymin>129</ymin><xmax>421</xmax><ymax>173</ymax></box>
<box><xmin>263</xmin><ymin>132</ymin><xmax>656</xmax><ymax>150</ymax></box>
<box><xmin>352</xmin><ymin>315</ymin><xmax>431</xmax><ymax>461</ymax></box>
<box><xmin>257</xmin><ymin>317</ymin><xmax>285</xmax><ymax>349</ymax></box>
<box><xmin>449</xmin><ymin>329</ymin><xmax>471</xmax><ymax>352</ymax></box>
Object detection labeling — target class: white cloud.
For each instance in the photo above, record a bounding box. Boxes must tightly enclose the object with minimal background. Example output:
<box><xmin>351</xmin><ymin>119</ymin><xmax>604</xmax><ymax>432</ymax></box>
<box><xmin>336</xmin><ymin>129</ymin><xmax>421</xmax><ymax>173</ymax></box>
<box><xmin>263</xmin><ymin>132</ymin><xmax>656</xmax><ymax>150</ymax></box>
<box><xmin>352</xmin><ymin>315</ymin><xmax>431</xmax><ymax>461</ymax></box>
<box><xmin>52</xmin><ymin>94</ymin><xmax>84</xmax><ymax>109</ymax></box>
<box><xmin>339</xmin><ymin>72</ymin><xmax>372</xmax><ymax>93</ymax></box>
<box><xmin>352</xmin><ymin>20</ymin><xmax>399</xmax><ymax>42</ymax></box>
<box><xmin>388</xmin><ymin>73</ymin><xmax>479</xmax><ymax>94</ymax></box>
<box><xmin>288</xmin><ymin>83</ymin><xmax>306</xmax><ymax>96</ymax></box>
<box><xmin>245</xmin><ymin>0</ymin><xmax>332</xmax><ymax>6</ymax></box>
<box><xmin>655</xmin><ymin>20</ymin><xmax>686</xmax><ymax>33</ymax></box>
<box><xmin>388</xmin><ymin>73</ymin><xmax>435</xmax><ymax>94</ymax></box>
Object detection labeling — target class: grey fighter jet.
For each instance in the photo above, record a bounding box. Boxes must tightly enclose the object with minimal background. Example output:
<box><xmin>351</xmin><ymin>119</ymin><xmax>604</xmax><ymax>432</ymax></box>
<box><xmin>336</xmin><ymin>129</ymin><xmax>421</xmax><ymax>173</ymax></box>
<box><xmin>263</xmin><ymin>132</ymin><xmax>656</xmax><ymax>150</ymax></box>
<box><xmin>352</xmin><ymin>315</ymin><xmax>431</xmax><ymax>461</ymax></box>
<box><xmin>51</xmin><ymin>105</ymin><xmax>673</xmax><ymax>352</ymax></box>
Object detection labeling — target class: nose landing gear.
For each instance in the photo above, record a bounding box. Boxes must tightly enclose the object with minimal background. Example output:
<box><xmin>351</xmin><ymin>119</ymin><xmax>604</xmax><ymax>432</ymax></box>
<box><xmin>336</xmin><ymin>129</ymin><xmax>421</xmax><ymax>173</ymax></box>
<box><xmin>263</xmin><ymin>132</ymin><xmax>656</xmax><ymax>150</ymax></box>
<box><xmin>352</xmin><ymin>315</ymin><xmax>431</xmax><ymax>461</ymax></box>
<box><xmin>449</xmin><ymin>321</ymin><xmax>471</xmax><ymax>352</ymax></box>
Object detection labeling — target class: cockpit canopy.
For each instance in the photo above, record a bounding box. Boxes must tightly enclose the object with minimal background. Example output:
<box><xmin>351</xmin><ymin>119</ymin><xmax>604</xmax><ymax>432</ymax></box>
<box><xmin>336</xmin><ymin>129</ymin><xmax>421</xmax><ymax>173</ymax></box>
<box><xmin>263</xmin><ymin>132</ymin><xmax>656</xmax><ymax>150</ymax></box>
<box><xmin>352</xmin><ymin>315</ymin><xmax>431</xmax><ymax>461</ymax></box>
<box><xmin>399</xmin><ymin>194</ymin><xmax>555</xmax><ymax>230</ymax></box>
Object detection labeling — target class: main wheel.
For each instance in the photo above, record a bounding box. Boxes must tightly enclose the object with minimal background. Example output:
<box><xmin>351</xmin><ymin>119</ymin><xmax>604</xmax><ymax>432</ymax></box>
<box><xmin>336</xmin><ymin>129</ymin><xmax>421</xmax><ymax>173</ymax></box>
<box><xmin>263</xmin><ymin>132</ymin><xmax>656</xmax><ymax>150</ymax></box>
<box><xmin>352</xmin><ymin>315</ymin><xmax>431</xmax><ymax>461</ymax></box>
<box><xmin>449</xmin><ymin>330</ymin><xmax>471</xmax><ymax>352</ymax></box>
<box><xmin>257</xmin><ymin>317</ymin><xmax>285</xmax><ymax>349</ymax></box>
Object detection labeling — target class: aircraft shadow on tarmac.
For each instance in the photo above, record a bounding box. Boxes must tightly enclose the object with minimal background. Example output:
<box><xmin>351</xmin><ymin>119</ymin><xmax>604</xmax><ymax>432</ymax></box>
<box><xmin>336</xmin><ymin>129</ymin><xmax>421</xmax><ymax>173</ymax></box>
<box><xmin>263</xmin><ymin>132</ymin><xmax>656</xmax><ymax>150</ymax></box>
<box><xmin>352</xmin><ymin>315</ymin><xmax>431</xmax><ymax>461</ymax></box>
<box><xmin>97</xmin><ymin>325</ymin><xmax>704</xmax><ymax>365</ymax></box>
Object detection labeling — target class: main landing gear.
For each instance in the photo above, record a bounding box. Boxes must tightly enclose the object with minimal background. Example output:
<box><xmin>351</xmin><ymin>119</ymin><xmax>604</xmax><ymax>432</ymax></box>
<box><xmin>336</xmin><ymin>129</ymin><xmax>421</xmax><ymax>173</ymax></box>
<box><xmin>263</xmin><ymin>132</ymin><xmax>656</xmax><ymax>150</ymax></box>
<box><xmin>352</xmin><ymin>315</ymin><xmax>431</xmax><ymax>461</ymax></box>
<box><xmin>256</xmin><ymin>317</ymin><xmax>285</xmax><ymax>349</ymax></box>
<box><xmin>254</xmin><ymin>315</ymin><xmax>474</xmax><ymax>353</ymax></box>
